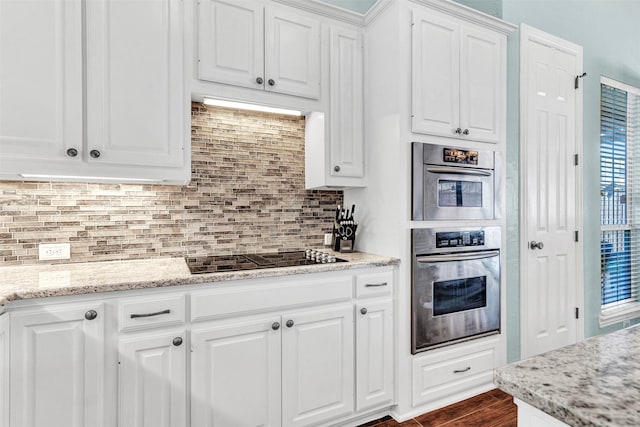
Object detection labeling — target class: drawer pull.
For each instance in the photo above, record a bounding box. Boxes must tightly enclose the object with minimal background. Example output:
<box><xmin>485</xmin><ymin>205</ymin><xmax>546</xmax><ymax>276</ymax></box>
<box><xmin>453</xmin><ymin>366</ymin><xmax>471</xmax><ymax>374</ymax></box>
<box><xmin>365</xmin><ymin>282</ymin><xmax>388</xmax><ymax>287</ymax></box>
<box><xmin>130</xmin><ymin>309</ymin><xmax>171</xmax><ymax>319</ymax></box>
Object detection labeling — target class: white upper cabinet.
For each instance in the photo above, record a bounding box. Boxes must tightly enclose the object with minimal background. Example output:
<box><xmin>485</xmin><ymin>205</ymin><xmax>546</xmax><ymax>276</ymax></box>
<box><xmin>0</xmin><ymin>0</ymin><xmax>83</xmax><ymax>167</ymax></box>
<box><xmin>85</xmin><ymin>0</ymin><xmax>186</xmax><ymax>169</ymax></box>
<box><xmin>198</xmin><ymin>0</ymin><xmax>321</xmax><ymax>99</ymax></box>
<box><xmin>0</xmin><ymin>0</ymin><xmax>190</xmax><ymax>184</ymax></box>
<box><xmin>411</xmin><ymin>6</ymin><xmax>505</xmax><ymax>143</ymax></box>
<box><xmin>329</xmin><ymin>25</ymin><xmax>364</xmax><ymax>179</ymax></box>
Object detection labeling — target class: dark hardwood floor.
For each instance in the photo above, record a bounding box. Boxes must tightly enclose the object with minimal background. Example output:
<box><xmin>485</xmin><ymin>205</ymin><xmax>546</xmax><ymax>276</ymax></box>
<box><xmin>359</xmin><ymin>389</ymin><xmax>517</xmax><ymax>427</ymax></box>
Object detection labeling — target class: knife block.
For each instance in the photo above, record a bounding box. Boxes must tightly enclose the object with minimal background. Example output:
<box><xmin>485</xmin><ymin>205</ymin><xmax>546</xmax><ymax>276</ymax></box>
<box><xmin>332</xmin><ymin>223</ymin><xmax>357</xmax><ymax>253</ymax></box>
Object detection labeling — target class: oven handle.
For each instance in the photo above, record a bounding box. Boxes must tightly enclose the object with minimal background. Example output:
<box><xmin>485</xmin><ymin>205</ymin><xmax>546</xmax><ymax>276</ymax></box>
<box><xmin>426</xmin><ymin>166</ymin><xmax>492</xmax><ymax>177</ymax></box>
<box><xmin>416</xmin><ymin>250</ymin><xmax>500</xmax><ymax>263</ymax></box>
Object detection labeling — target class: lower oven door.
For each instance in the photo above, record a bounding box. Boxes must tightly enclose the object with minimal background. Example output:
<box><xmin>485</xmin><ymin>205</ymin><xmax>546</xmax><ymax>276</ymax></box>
<box><xmin>412</xmin><ymin>250</ymin><xmax>500</xmax><ymax>353</ymax></box>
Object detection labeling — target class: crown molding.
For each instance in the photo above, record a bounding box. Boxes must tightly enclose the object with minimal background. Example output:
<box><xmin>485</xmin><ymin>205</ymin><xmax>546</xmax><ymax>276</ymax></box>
<box><xmin>272</xmin><ymin>0</ymin><xmax>367</xmax><ymax>26</ymax></box>
<box><xmin>408</xmin><ymin>0</ymin><xmax>516</xmax><ymax>34</ymax></box>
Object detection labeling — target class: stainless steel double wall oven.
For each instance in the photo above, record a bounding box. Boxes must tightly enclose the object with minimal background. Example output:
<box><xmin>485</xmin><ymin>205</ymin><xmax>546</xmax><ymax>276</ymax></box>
<box><xmin>411</xmin><ymin>142</ymin><xmax>502</xmax><ymax>354</ymax></box>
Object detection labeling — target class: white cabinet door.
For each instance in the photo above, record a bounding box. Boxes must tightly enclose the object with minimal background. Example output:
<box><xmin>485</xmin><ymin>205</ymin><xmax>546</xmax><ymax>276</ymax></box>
<box><xmin>355</xmin><ymin>300</ymin><xmax>394</xmax><ymax>412</ymax></box>
<box><xmin>459</xmin><ymin>25</ymin><xmax>503</xmax><ymax>143</ymax></box>
<box><xmin>198</xmin><ymin>0</ymin><xmax>264</xmax><ymax>90</ymax></box>
<box><xmin>119</xmin><ymin>330</ymin><xmax>187</xmax><ymax>427</ymax></box>
<box><xmin>264</xmin><ymin>7</ymin><xmax>321</xmax><ymax>99</ymax></box>
<box><xmin>329</xmin><ymin>26</ymin><xmax>364</xmax><ymax>179</ymax></box>
<box><xmin>191</xmin><ymin>317</ymin><xmax>282</xmax><ymax>427</ymax></box>
<box><xmin>0</xmin><ymin>0</ymin><xmax>83</xmax><ymax>169</ymax></box>
<box><xmin>85</xmin><ymin>0</ymin><xmax>185</xmax><ymax>168</ymax></box>
<box><xmin>411</xmin><ymin>8</ymin><xmax>460</xmax><ymax>138</ymax></box>
<box><xmin>9</xmin><ymin>304</ymin><xmax>105</xmax><ymax>427</ymax></box>
<box><xmin>281</xmin><ymin>305</ymin><xmax>354</xmax><ymax>427</ymax></box>
<box><xmin>0</xmin><ymin>314</ymin><xmax>7</xmax><ymax>427</ymax></box>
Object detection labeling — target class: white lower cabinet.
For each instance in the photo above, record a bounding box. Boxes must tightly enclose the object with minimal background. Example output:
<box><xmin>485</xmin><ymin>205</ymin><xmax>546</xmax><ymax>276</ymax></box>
<box><xmin>355</xmin><ymin>299</ymin><xmax>394</xmax><ymax>412</ymax></box>
<box><xmin>1</xmin><ymin>266</ymin><xmax>396</xmax><ymax>427</ymax></box>
<box><xmin>412</xmin><ymin>337</ymin><xmax>499</xmax><ymax>410</ymax></box>
<box><xmin>9</xmin><ymin>303</ymin><xmax>105</xmax><ymax>427</ymax></box>
<box><xmin>191</xmin><ymin>316</ymin><xmax>282</xmax><ymax>427</ymax></box>
<box><xmin>281</xmin><ymin>305</ymin><xmax>354</xmax><ymax>427</ymax></box>
<box><xmin>118</xmin><ymin>330</ymin><xmax>187</xmax><ymax>427</ymax></box>
<box><xmin>192</xmin><ymin>304</ymin><xmax>355</xmax><ymax>427</ymax></box>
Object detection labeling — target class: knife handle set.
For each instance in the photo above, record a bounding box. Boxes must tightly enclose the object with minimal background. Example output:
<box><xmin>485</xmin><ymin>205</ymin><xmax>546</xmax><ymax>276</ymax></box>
<box><xmin>332</xmin><ymin>205</ymin><xmax>357</xmax><ymax>252</ymax></box>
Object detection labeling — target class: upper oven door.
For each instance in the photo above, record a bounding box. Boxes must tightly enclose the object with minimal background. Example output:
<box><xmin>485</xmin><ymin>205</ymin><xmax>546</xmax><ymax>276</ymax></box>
<box><xmin>420</xmin><ymin>166</ymin><xmax>494</xmax><ymax>220</ymax></box>
<box><xmin>412</xmin><ymin>250</ymin><xmax>501</xmax><ymax>353</ymax></box>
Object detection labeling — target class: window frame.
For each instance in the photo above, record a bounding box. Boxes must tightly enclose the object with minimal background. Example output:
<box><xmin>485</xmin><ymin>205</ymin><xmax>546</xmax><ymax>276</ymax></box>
<box><xmin>599</xmin><ymin>76</ymin><xmax>640</xmax><ymax>328</ymax></box>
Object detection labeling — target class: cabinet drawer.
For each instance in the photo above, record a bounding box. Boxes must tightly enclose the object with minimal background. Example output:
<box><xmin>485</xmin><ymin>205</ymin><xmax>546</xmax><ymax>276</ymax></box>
<box><xmin>412</xmin><ymin>339</ymin><xmax>497</xmax><ymax>407</ymax></box>
<box><xmin>356</xmin><ymin>270</ymin><xmax>393</xmax><ymax>298</ymax></box>
<box><xmin>118</xmin><ymin>294</ymin><xmax>186</xmax><ymax>332</ymax></box>
<box><xmin>191</xmin><ymin>276</ymin><xmax>353</xmax><ymax>322</ymax></box>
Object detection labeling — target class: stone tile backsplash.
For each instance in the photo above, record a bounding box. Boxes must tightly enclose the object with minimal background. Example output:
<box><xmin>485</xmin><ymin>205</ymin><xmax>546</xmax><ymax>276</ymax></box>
<box><xmin>0</xmin><ymin>103</ymin><xmax>343</xmax><ymax>265</ymax></box>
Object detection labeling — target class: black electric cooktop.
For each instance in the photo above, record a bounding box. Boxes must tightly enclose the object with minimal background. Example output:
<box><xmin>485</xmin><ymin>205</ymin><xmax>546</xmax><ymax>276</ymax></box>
<box><xmin>186</xmin><ymin>250</ymin><xmax>347</xmax><ymax>274</ymax></box>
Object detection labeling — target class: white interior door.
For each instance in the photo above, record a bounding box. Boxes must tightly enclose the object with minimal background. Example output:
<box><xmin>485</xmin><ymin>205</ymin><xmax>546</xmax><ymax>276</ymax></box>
<box><xmin>520</xmin><ymin>24</ymin><xmax>583</xmax><ymax>359</ymax></box>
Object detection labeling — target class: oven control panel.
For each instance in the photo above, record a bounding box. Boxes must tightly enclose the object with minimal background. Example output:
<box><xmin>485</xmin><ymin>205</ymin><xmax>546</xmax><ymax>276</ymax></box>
<box><xmin>435</xmin><ymin>231</ymin><xmax>485</xmax><ymax>248</ymax></box>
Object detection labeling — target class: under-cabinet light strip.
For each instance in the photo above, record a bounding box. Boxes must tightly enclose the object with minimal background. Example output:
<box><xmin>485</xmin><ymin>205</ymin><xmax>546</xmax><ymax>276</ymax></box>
<box><xmin>202</xmin><ymin>97</ymin><xmax>303</xmax><ymax>116</ymax></box>
<box><xmin>19</xmin><ymin>174</ymin><xmax>163</xmax><ymax>183</ymax></box>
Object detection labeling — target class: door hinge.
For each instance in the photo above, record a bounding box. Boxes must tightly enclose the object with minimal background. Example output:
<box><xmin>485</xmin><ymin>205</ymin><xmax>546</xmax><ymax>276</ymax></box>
<box><xmin>575</xmin><ymin>307</ymin><xmax>579</xmax><ymax>319</ymax></box>
<box><xmin>575</xmin><ymin>72</ymin><xmax>587</xmax><ymax>89</ymax></box>
<box><xmin>574</xmin><ymin>154</ymin><xmax>579</xmax><ymax>166</ymax></box>
<box><xmin>575</xmin><ymin>230</ymin><xmax>579</xmax><ymax>242</ymax></box>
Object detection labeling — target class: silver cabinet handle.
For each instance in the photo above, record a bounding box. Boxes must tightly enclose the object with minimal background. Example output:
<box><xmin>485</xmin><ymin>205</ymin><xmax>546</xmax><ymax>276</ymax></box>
<box><xmin>453</xmin><ymin>366</ymin><xmax>471</xmax><ymax>374</ymax></box>
<box><xmin>365</xmin><ymin>282</ymin><xmax>388</xmax><ymax>287</ymax></box>
<box><xmin>272</xmin><ymin>322</ymin><xmax>280</xmax><ymax>331</ymax></box>
<box><xmin>256</xmin><ymin>77</ymin><xmax>264</xmax><ymax>84</ymax></box>
<box><xmin>462</xmin><ymin>129</ymin><xmax>470</xmax><ymax>135</ymax></box>
<box><xmin>268</xmin><ymin>79</ymin><xmax>275</xmax><ymax>86</ymax></box>
<box><xmin>85</xmin><ymin>310</ymin><xmax>98</xmax><ymax>320</ymax></box>
<box><xmin>426</xmin><ymin>166</ymin><xmax>491</xmax><ymax>176</ymax></box>
<box><xmin>360</xmin><ymin>307</ymin><xmax>368</xmax><ymax>315</ymax></box>
<box><xmin>334</xmin><ymin>165</ymin><xmax>341</xmax><ymax>172</ymax></box>
<box><xmin>66</xmin><ymin>148</ymin><xmax>78</xmax><ymax>157</ymax></box>
<box><xmin>89</xmin><ymin>149</ymin><xmax>101</xmax><ymax>158</ymax></box>
<box><xmin>286</xmin><ymin>320</ymin><xmax>294</xmax><ymax>328</ymax></box>
<box><xmin>417</xmin><ymin>250</ymin><xmax>500</xmax><ymax>263</ymax></box>
<box><xmin>130</xmin><ymin>309</ymin><xmax>171</xmax><ymax>319</ymax></box>
<box><xmin>172</xmin><ymin>337</ymin><xmax>183</xmax><ymax>347</ymax></box>
<box><xmin>455</xmin><ymin>127</ymin><xmax>462</xmax><ymax>134</ymax></box>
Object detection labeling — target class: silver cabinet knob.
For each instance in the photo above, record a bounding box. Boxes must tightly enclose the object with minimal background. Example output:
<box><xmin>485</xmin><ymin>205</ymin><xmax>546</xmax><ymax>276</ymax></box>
<box><xmin>360</xmin><ymin>307</ymin><xmax>367</xmax><ymax>315</ymax></box>
<box><xmin>462</xmin><ymin>129</ymin><xmax>470</xmax><ymax>135</ymax></box>
<box><xmin>455</xmin><ymin>128</ymin><xmax>462</xmax><ymax>134</ymax></box>
<box><xmin>172</xmin><ymin>337</ymin><xmax>183</xmax><ymax>347</ymax></box>
<box><xmin>256</xmin><ymin>77</ymin><xmax>264</xmax><ymax>85</ymax></box>
<box><xmin>334</xmin><ymin>165</ymin><xmax>341</xmax><ymax>172</ymax></box>
<box><xmin>272</xmin><ymin>322</ymin><xmax>280</xmax><ymax>331</ymax></box>
<box><xmin>530</xmin><ymin>241</ymin><xmax>544</xmax><ymax>250</ymax></box>
<box><xmin>89</xmin><ymin>149</ymin><xmax>101</xmax><ymax>159</ymax></box>
<box><xmin>66</xmin><ymin>148</ymin><xmax>78</xmax><ymax>157</ymax></box>
<box><xmin>286</xmin><ymin>319</ymin><xmax>294</xmax><ymax>328</ymax></box>
<box><xmin>268</xmin><ymin>79</ymin><xmax>275</xmax><ymax>86</ymax></box>
<box><xmin>84</xmin><ymin>310</ymin><xmax>98</xmax><ymax>320</ymax></box>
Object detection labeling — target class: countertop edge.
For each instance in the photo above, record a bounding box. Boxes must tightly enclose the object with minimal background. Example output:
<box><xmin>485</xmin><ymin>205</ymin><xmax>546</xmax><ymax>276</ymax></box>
<box><xmin>0</xmin><ymin>253</ymin><xmax>400</xmax><ymax>307</ymax></box>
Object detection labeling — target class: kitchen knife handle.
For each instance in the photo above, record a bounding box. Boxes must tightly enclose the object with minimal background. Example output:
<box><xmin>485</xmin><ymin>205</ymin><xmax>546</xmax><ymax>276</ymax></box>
<box><xmin>130</xmin><ymin>309</ymin><xmax>171</xmax><ymax>319</ymax></box>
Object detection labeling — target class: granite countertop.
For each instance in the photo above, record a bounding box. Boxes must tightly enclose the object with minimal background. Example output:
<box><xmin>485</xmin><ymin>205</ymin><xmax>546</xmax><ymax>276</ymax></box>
<box><xmin>0</xmin><ymin>250</ymin><xmax>399</xmax><ymax>307</ymax></box>
<box><xmin>494</xmin><ymin>325</ymin><xmax>640</xmax><ymax>427</ymax></box>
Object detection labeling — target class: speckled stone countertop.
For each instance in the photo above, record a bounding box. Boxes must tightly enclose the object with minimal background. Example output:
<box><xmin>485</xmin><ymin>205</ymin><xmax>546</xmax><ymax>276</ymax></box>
<box><xmin>494</xmin><ymin>325</ymin><xmax>640</xmax><ymax>426</ymax></box>
<box><xmin>0</xmin><ymin>251</ymin><xmax>399</xmax><ymax>307</ymax></box>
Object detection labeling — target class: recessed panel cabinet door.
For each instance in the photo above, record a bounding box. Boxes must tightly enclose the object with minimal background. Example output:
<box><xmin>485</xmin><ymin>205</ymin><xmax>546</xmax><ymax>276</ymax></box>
<box><xmin>411</xmin><ymin>8</ymin><xmax>460</xmax><ymax>138</ymax></box>
<box><xmin>119</xmin><ymin>331</ymin><xmax>187</xmax><ymax>427</ymax></box>
<box><xmin>265</xmin><ymin>7</ymin><xmax>321</xmax><ymax>99</ymax></box>
<box><xmin>191</xmin><ymin>317</ymin><xmax>282</xmax><ymax>427</ymax></box>
<box><xmin>355</xmin><ymin>300</ymin><xmax>394</xmax><ymax>412</ymax></box>
<box><xmin>10</xmin><ymin>304</ymin><xmax>105</xmax><ymax>427</ymax></box>
<box><xmin>459</xmin><ymin>25</ymin><xmax>503</xmax><ymax>143</ymax></box>
<box><xmin>330</xmin><ymin>26</ymin><xmax>364</xmax><ymax>179</ymax></box>
<box><xmin>0</xmin><ymin>0</ymin><xmax>82</xmax><ymax>168</ymax></box>
<box><xmin>85</xmin><ymin>0</ymin><xmax>185</xmax><ymax>168</ymax></box>
<box><xmin>281</xmin><ymin>305</ymin><xmax>354</xmax><ymax>427</ymax></box>
<box><xmin>198</xmin><ymin>0</ymin><xmax>264</xmax><ymax>90</ymax></box>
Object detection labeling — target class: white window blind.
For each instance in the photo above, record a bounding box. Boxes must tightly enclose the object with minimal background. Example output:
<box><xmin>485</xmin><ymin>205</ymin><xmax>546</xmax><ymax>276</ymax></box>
<box><xmin>600</xmin><ymin>77</ymin><xmax>640</xmax><ymax>325</ymax></box>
